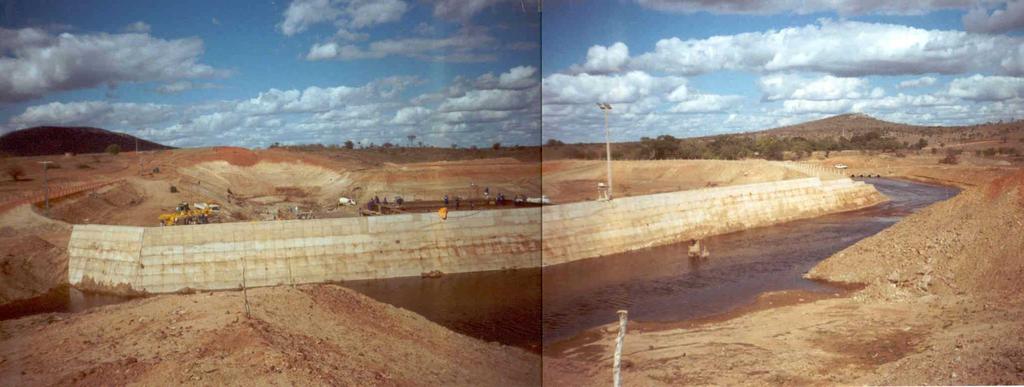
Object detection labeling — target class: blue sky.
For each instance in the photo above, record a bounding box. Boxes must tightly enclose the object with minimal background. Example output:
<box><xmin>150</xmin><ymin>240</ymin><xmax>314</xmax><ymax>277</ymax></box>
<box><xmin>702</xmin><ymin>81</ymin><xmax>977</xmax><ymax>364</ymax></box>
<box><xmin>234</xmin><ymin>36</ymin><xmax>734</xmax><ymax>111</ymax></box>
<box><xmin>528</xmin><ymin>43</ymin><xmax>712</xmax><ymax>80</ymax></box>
<box><xmin>0</xmin><ymin>0</ymin><xmax>541</xmax><ymax>148</ymax></box>
<box><xmin>542</xmin><ymin>0</ymin><xmax>1024</xmax><ymax>143</ymax></box>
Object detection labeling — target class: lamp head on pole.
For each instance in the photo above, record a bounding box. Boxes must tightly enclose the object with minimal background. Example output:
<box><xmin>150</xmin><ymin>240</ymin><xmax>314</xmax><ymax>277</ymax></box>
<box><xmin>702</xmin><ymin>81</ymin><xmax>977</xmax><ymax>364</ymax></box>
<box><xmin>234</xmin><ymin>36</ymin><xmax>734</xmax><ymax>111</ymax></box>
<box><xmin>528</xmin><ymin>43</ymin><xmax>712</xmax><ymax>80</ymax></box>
<box><xmin>597</xmin><ymin>102</ymin><xmax>612</xmax><ymax>111</ymax></box>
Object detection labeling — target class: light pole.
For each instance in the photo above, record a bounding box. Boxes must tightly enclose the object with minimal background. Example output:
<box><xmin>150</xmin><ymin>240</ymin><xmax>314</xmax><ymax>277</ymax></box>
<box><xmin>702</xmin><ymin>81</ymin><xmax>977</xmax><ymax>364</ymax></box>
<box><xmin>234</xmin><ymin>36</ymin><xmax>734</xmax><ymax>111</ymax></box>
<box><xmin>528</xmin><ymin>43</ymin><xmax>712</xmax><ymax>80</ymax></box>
<box><xmin>38</xmin><ymin>161</ymin><xmax>52</xmax><ymax>215</ymax></box>
<box><xmin>597</xmin><ymin>102</ymin><xmax>613</xmax><ymax>199</ymax></box>
<box><xmin>136</xmin><ymin>130</ymin><xmax>142</xmax><ymax>175</ymax></box>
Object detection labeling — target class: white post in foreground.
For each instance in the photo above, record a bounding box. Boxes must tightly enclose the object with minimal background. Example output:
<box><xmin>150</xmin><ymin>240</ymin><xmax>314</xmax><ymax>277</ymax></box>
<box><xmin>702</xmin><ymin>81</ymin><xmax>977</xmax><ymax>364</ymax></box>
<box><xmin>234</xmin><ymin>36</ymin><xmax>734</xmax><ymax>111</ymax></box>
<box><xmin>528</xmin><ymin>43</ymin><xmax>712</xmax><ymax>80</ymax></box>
<box><xmin>597</xmin><ymin>102</ymin><xmax>613</xmax><ymax>199</ymax></box>
<box><xmin>613</xmin><ymin>309</ymin><xmax>628</xmax><ymax>387</ymax></box>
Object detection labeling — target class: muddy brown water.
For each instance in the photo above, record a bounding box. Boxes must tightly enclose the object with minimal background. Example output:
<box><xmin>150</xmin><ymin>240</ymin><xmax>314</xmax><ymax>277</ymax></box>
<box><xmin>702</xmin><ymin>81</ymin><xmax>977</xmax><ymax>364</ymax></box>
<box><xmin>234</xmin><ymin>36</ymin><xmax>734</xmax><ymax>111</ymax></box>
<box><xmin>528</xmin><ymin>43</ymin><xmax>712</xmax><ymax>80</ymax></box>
<box><xmin>345</xmin><ymin>178</ymin><xmax>957</xmax><ymax>352</ymax></box>
<box><xmin>1</xmin><ymin>178</ymin><xmax>957</xmax><ymax>355</ymax></box>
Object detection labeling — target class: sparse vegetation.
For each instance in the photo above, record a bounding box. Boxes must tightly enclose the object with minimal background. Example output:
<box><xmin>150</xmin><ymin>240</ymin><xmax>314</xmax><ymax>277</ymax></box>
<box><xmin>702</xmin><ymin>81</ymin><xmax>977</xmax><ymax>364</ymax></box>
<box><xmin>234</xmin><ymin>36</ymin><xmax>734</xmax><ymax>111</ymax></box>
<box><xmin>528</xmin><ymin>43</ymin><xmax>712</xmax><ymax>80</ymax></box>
<box><xmin>343</xmin><ymin>140</ymin><xmax>354</xmax><ymax>149</ymax></box>
<box><xmin>939</xmin><ymin>149</ymin><xmax>962</xmax><ymax>164</ymax></box>
<box><xmin>105</xmin><ymin>144</ymin><xmax>121</xmax><ymax>155</ymax></box>
<box><xmin>5</xmin><ymin>165</ymin><xmax>25</xmax><ymax>181</ymax></box>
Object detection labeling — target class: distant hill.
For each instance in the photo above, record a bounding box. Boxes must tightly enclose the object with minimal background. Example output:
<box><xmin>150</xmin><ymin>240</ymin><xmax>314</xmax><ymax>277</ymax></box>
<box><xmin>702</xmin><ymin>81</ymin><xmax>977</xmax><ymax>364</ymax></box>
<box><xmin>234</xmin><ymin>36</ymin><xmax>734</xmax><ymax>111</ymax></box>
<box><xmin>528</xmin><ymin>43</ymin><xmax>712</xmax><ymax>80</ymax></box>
<box><xmin>0</xmin><ymin>126</ymin><xmax>173</xmax><ymax>157</ymax></box>
<box><xmin>543</xmin><ymin>113</ymin><xmax>1024</xmax><ymax>160</ymax></box>
<box><xmin>760</xmin><ymin>113</ymin><xmax>922</xmax><ymax>138</ymax></box>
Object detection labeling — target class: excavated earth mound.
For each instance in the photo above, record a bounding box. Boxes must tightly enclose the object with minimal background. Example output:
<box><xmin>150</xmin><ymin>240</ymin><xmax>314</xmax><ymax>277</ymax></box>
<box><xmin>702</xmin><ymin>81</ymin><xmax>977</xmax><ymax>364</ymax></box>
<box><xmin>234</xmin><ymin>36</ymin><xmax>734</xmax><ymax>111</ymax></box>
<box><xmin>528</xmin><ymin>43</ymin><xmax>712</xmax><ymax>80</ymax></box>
<box><xmin>807</xmin><ymin>169</ymin><xmax>1024</xmax><ymax>299</ymax></box>
<box><xmin>0</xmin><ymin>284</ymin><xmax>541</xmax><ymax>386</ymax></box>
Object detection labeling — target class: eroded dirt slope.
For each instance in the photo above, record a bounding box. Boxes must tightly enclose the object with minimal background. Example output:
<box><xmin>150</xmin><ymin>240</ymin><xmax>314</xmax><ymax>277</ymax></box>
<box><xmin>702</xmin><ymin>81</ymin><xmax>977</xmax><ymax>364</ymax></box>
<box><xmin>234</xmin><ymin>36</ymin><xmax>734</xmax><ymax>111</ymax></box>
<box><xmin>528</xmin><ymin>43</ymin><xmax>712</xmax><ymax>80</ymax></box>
<box><xmin>544</xmin><ymin>168</ymin><xmax>1024</xmax><ymax>385</ymax></box>
<box><xmin>0</xmin><ymin>284</ymin><xmax>541</xmax><ymax>386</ymax></box>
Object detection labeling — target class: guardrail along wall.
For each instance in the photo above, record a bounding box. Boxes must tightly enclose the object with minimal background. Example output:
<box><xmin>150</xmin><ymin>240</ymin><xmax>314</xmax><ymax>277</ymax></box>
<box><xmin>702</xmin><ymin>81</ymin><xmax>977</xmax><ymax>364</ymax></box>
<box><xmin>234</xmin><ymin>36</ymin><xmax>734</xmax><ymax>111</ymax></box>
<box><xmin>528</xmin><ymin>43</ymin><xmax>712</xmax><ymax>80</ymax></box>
<box><xmin>69</xmin><ymin>207</ymin><xmax>540</xmax><ymax>294</ymax></box>
<box><xmin>542</xmin><ymin>177</ymin><xmax>886</xmax><ymax>266</ymax></box>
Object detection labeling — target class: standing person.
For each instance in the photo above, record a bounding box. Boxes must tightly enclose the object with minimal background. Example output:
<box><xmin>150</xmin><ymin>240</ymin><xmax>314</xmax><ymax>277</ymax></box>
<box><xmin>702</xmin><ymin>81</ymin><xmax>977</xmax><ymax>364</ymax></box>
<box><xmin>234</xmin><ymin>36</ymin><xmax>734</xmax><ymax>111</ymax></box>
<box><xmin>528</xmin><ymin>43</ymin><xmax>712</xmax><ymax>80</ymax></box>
<box><xmin>443</xmin><ymin>194</ymin><xmax>449</xmax><ymax>206</ymax></box>
<box><xmin>455</xmin><ymin>196</ymin><xmax>461</xmax><ymax>209</ymax></box>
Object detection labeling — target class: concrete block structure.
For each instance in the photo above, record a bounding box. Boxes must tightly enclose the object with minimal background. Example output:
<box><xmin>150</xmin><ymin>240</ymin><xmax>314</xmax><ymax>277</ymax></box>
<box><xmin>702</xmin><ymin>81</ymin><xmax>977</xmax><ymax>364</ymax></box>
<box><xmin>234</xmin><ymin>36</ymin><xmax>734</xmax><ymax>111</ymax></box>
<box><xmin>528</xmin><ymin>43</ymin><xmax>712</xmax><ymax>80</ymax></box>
<box><xmin>69</xmin><ymin>207</ymin><xmax>541</xmax><ymax>294</ymax></box>
<box><xmin>69</xmin><ymin>177</ymin><xmax>884</xmax><ymax>294</ymax></box>
<box><xmin>541</xmin><ymin>177</ymin><xmax>886</xmax><ymax>266</ymax></box>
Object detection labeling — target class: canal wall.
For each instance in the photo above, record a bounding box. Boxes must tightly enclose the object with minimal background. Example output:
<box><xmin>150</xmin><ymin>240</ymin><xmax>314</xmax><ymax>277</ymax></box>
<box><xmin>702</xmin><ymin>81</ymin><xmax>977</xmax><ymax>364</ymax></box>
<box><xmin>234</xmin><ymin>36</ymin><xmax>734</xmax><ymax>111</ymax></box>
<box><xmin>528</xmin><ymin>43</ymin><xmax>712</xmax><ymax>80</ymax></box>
<box><xmin>542</xmin><ymin>177</ymin><xmax>886</xmax><ymax>266</ymax></box>
<box><xmin>68</xmin><ymin>207</ymin><xmax>540</xmax><ymax>294</ymax></box>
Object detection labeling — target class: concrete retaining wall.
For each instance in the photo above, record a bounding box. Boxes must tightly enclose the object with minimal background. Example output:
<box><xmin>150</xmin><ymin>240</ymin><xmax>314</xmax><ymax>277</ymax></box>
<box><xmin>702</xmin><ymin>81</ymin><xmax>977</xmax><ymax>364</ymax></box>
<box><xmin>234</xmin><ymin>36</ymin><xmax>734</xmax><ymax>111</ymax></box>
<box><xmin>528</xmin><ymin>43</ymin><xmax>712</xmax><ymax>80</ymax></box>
<box><xmin>542</xmin><ymin>177</ymin><xmax>886</xmax><ymax>266</ymax></box>
<box><xmin>69</xmin><ymin>207</ymin><xmax>540</xmax><ymax>293</ymax></box>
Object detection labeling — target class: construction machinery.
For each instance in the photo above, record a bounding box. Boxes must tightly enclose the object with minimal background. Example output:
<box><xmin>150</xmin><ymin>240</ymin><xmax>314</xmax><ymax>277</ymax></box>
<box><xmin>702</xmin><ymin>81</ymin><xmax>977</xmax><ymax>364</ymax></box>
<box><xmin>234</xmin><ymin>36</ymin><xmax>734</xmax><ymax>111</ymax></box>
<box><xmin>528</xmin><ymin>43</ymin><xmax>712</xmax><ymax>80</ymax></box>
<box><xmin>159</xmin><ymin>202</ymin><xmax>216</xmax><ymax>226</ymax></box>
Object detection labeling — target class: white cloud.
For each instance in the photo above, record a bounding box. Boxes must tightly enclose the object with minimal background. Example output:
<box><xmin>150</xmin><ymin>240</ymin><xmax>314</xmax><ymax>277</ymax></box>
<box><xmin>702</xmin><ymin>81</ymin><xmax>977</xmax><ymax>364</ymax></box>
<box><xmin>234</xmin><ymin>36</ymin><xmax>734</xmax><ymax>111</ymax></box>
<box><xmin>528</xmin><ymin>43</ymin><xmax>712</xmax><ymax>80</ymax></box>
<box><xmin>155</xmin><ymin>81</ymin><xmax>220</xmax><ymax>94</ymax></box>
<box><xmin>669</xmin><ymin>94</ymin><xmax>744</xmax><ymax>113</ymax></box>
<box><xmin>474</xmin><ymin>65</ymin><xmax>538</xmax><ymax>90</ymax></box>
<box><xmin>305</xmin><ymin>28</ymin><xmax>497</xmax><ymax>62</ymax></box>
<box><xmin>8</xmin><ymin>101</ymin><xmax>176</xmax><ymax>130</ymax></box>
<box><xmin>391</xmin><ymin>106</ymin><xmax>432</xmax><ymax>125</ymax></box>
<box><xmin>278</xmin><ymin>0</ymin><xmax>406</xmax><ymax>36</ymax></box>
<box><xmin>0</xmin><ymin>27</ymin><xmax>226</xmax><ymax>102</ymax></box>
<box><xmin>439</xmin><ymin>88</ymin><xmax>538</xmax><ymax>112</ymax></box>
<box><xmin>632</xmin><ymin>0</ymin><xmax>974</xmax><ymax>16</ymax></box>
<box><xmin>122</xmin><ymin>21</ymin><xmax>151</xmax><ymax>33</ymax></box>
<box><xmin>624</xmin><ymin>19</ymin><xmax>1024</xmax><ymax>77</ymax></box>
<box><xmin>5</xmin><ymin>67</ymin><xmax>539</xmax><ymax>148</ymax></box>
<box><xmin>759</xmin><ymin>74</ymin><xmax>881</xmax><ymax>101</ymax></box>
<box><xmin>948</xmin><ymin>74</ymin><xmax>1024</xmax><ymax>100</ymax></box>
<box><xmin>542</xmin><ymin>71</ymin><xmax>686</xmax><ymax>105</ymax></box>
<box><xmin>963</xmin><ymin>0</ymin><xmax>1024</xmax><ymax>34</ymax></box>
<box><xmin>279</xmin><ymin>0</ymin><xmax>343</xmax><ymax>36</ymax></box>
<box><xmin>433</xmin><ymin>0</ymin><xmax>519</xmax><ymax>21</ymax></box>
<box><xmin>572</xmin><ymin>42</ymin><xmax>630</xmax><ymax>74</ymax></box>
<box><xmin>346</xmin><ymin>0</ymin><xmax>408</xmax><ymax>29</ymax></box>
<box><xmin>898</xmin><ymin>76</ymin><xmax>938</xmax><ymax>89</ymax></box>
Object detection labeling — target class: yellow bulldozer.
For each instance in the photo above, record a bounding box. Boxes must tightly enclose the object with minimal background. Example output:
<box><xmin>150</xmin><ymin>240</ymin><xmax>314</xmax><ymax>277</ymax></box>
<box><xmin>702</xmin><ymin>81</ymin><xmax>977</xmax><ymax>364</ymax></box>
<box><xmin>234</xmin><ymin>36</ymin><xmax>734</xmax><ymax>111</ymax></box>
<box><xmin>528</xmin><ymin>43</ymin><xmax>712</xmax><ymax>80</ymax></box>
<box><xmin>159</xmin><ymin>202</ymin><xmax>215</xmax><ymax>226</ymax></box>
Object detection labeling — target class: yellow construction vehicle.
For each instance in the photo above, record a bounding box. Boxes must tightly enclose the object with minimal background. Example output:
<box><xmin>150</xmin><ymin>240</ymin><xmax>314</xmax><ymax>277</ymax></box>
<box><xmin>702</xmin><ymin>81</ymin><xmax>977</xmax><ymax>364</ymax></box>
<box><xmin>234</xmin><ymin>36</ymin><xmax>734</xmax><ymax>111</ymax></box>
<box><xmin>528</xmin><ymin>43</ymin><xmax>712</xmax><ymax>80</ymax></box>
<box><xmin>159</xmin><ymin>202</ymin><xmax>213</xmax><ymax>226</ymax></box>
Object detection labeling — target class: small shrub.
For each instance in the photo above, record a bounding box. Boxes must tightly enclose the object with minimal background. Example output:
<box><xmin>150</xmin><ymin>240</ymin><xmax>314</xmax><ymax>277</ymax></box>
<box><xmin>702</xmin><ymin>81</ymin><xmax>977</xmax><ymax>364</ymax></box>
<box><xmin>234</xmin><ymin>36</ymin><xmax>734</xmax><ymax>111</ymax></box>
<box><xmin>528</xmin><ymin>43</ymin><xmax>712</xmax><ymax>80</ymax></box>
<box><xmin>939</xmin><ymin>149</ymin><xmax>961</xmax><ymax>165</ymax></box>
<box><xmin>105</xmin><ymin>144</ymin><xmax>121</xmax><ymax>155</ymax></box>
<box><xmin>77</xmin><ymin>163</ymin><xmax>93</xmax><ymax>169</ymax></box>
<box><xmin>492</xmin><ymin>142</ymin><xmax>501</xmax><ymax>150</ymax></box>
<box><xmin>5</xmin><ymin>165</ymin><xmax>25</xmax><ymax>181</ymax></box>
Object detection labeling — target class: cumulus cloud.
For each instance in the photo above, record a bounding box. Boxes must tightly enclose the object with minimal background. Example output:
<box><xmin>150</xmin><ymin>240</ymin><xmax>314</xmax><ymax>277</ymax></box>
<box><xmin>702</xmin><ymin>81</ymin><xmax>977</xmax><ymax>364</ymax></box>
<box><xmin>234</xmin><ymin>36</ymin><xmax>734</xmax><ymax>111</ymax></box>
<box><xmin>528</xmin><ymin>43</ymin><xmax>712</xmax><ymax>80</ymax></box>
<box><xmin>947</xmin><ymin>74</ymin><xmax>1024</xmax><ymax>100</ymax></box>
<box><xmin>432</xmin><ymin>0</ymin><xmax>527</xmax><ymax>21</ymax></box>
<box><xmin>632</xmin><ymin>0</ymin><xmax>974</xmax><ymax>16</ymax></box>
<box><xmin>278</xmin><ymin>0</ymin><xmax>406</xmax><ymax>36</ymax></box>
<box><xmin>898</xmin><ymin>76</ymin><xmax>938</xmax><ymax>89</ymax></box>
<box><xmin>620</xmin><ymin>19</ymin><xmax>1024</xmax><ymax>77</ymax></box>
<box><xmin>0</xmin><ymin>27</ymin><xmax>226</xmax><ymax>103</ymax></box>
<box><xmin>8</xmin><ymin>101</ymin><xmax>177</xmax><ymax>130</ymax></box>
<box><xmin>474</xmin><ymin>65</ymin><xmax>538</xmax><ymax>90</ymax></box>
<box><xmin>759</xmin><ymin>74</ymin><xmax>882</xmax><ymax>101</ymax></box>
<box><xmin>5</xmin><ymin>66</ymin><xmax>539</xmax><ymax>148</ymax></box>
<box><xmin>963</xmin><ymin>0</ymin><xmax>1024</xmax><ymax>33</ymax></box>
<box><xmin>155</xmin><ymin>81</ymin><xmax>220</xmax><ymax>94</ymax></box>
<box><xmin>668</xmin><ymin>94</ymin><xmax>744</xmax><ymax>113</ymax></box>
<box><xmin>542</xmin><ymin>71</ymin><xmax>686</xmax><ymax>105</ymax></box>
<box><xmin>279</xmin><ymin>0</ymin><xmax>343</xmax><ymax>36</ymax></box>
<box><xmin>571</xmin><ymin>42</ymin><xmax>629</xmax><ymax>74</ymax></box>
<box><xmin>305</xmin><ymin>28</ymin><xmax>497</xmax><ymax>62</ymax></box>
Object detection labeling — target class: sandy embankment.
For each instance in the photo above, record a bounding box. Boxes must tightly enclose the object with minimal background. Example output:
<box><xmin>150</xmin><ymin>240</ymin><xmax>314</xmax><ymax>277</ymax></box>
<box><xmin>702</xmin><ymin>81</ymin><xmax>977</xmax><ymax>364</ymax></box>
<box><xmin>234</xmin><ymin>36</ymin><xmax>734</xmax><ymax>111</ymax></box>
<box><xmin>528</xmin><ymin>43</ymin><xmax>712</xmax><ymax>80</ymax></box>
<box><xmin>0</xmin><ymin>285</ymin><xmax>541</xmax><ymax>385</ymax></box>
<box><xmin>544</xmin><ymin>168</ymin><xmax>1024</xmax><ymax>385</ymax></box>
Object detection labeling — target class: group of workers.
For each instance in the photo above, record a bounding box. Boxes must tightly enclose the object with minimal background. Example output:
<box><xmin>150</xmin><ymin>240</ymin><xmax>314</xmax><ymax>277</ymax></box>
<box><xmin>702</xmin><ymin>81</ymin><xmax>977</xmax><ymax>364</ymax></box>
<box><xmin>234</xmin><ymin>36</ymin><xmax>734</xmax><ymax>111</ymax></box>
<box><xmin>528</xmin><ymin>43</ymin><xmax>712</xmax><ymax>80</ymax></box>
<box><xmin>366</xmin><ymin>195</ymin><xmax>404</xmax><ymax>211</ymax></box>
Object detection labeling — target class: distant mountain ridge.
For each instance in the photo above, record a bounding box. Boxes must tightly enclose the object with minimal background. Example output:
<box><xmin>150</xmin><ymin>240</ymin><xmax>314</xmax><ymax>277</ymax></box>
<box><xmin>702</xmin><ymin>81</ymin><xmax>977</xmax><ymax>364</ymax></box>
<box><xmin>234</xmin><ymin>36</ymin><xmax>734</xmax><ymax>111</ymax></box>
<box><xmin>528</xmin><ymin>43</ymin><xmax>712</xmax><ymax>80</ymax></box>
<box><xmin>0</xmin><ymin>126</ymin><xmax>173</xmax><ymax>157</ymax></box>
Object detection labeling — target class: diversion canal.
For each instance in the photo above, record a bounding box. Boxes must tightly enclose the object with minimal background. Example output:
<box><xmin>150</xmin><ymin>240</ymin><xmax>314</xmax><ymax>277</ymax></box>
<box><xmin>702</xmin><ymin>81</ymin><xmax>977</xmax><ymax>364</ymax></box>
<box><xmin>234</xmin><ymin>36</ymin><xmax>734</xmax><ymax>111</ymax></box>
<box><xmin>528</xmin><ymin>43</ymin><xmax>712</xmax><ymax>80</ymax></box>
<box><xmin>0</xmin><ymin>178</ymin><xmax>957</xmax><ymax>354</ymax></box>
<box><xmin>345</xmin><ymin>178</ymin><xmax>957</xmax><ymax>352</ymax></box>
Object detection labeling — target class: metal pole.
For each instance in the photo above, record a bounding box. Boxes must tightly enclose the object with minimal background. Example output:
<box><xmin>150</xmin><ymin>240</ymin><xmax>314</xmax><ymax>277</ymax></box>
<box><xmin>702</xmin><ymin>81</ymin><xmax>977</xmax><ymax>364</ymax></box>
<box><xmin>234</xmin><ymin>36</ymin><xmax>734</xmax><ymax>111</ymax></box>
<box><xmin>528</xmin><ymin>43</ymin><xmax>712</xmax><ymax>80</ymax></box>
<box><xmin>605</xmin><ymin>109</ymin><xmax>613</xmax><ymax>199</ymax></box>
<box><xmin>613</xmin><ymin>309</ymin><xmax>628</xmax><ymax>387</ymax></box>
<box><xmin>42</xmin><ymin>163</ymin><xmax>49</xmax><ymax>215</ymax></box>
